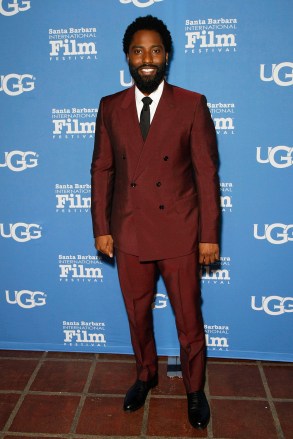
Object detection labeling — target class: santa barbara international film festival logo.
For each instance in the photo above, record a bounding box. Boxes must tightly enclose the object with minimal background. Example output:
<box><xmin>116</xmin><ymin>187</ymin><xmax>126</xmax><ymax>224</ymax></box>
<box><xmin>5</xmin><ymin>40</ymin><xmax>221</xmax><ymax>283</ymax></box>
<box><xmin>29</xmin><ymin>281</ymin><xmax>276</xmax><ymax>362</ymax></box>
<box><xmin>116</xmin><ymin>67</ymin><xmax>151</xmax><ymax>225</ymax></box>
<box><xmin>208</xmin><ymin>102</ymin><xmax>235</xmax><ymax>135</ymax></box>
<box><xmin>59</xmin><ymin>254</ymin><xmax>103</xmax><ymax>283</ymax></box>
<box><xmin>184</xmin><ymin>17</ymin><xmax>237</xmax><ymax>55</ymax></box>
<box><xmin>220</xmin><ymin>182</ymin><xmax>233</xmax><ymax>213</ymax></box>
<box><xmin>52</xmin><ymin>107</ymin><xmax>96</xmax><ymax>139</ymax></box>
<box><xmin>251</xmin><ymin>296</ymin><xmax>293</xmax><ymax>316</ymax></box>
<box><xmin>200</xmin><ymin>256</ymin><xmax>231</xmax><ymax>285</ymax></box>
<box><xmin>0</xmin><ymin>223</ymin><xmax>42</xmax><ymax>242</ymax></box>
<box><xmin>0</xmin><ymin>0</ymin><xmax>30</xmax><ymax>16</ymax></box>
<box><xmin>0</xmin><ymin>150</ymin><xmax>38</xmax><ymax>172</ymax></box>
<box><xmin>5</xmin><ymin>289</ymin><xmax>46</xmax><ymax>309</ymax></box>
<box><xmin>55</xmin><ymin>183</ymin><xmax>90</xmax><ymax>213</ymax></box>
<box><xmin>260</xmin><ymin>62</ymin><xmax>293</xmax><ymax>87</ymax></box>
<box><xmin>253</xmin><ymin>224</ymin><xmax>293</xmax><ymax>245</ymax></box>
<box><xmin>119</xmin><ymin>0</ymin><xmax>163</xmax><ymax>7</ymax></box>
<box><xmin>0</xmin><ymin>74</ymin><xmax>35</xmax><ymax>96</ymax></box>
<box><xmin>204</xmin><ymin>323</ymin><xmax>229</xmax><ymax>351</ymax></box>
<box><xmin>63</xmin><ymin>320</ymin><xmax>106</xmax><ymax>347</ymax></box>
<box><xmin>256</xmin><ymin>146</ymin><xmax>293</xmax><ymax>169</ymax></box>
<box><xmin>49</xmin><ymin>27</ymin><xmax>97</xmax><ymax>61</ymax></box>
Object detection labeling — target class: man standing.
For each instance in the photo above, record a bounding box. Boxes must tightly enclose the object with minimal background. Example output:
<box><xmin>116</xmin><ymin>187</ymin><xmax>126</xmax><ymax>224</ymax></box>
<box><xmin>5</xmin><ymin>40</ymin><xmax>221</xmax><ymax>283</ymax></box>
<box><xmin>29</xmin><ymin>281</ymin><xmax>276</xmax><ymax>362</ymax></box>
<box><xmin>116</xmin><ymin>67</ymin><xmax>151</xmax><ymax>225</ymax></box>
<box><xmin>91</xmin><ymin>15</ymin><xmax>220</xmax><ymax>429</ymax></box>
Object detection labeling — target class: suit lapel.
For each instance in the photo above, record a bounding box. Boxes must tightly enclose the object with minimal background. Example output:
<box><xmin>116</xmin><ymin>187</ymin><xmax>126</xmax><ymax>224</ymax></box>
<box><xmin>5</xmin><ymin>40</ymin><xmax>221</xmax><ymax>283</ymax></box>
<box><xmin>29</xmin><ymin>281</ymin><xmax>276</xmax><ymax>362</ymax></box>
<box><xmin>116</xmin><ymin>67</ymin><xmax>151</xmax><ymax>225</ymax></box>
<box><xmin>119</xmin><ymin>83</ymin><xmax>176</xmax><ymax>181</ymax></box>
<box><xmin>133</xmin><ymin>82</ymin><xmax>176</xmax><ymax>180</ymax></box>
<box><xmin>120</xmin><ymin>86</ymin><xmax>144</xmax><ymax>178</ymax></box>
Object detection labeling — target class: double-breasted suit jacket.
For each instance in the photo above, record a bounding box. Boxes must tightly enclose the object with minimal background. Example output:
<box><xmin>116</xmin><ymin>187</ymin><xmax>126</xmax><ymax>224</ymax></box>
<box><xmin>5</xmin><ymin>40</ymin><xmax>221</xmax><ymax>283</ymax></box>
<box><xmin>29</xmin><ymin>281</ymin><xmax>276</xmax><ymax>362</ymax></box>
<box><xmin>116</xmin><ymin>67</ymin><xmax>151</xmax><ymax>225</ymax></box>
<box><xmin>91</xmin><ymin>82</ymin><xmax>220</xmax><ymax>261</ymax></box>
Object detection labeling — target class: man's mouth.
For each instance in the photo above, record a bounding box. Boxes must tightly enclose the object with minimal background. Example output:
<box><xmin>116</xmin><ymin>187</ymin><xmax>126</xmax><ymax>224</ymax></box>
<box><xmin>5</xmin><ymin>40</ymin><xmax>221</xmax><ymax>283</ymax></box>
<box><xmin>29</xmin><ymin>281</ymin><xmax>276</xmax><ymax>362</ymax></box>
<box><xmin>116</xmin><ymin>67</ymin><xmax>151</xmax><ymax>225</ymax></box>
<box><xmin>138</xmin><ymin>66</ymin><xmax>158</xmax><ymax>75</ymax></box>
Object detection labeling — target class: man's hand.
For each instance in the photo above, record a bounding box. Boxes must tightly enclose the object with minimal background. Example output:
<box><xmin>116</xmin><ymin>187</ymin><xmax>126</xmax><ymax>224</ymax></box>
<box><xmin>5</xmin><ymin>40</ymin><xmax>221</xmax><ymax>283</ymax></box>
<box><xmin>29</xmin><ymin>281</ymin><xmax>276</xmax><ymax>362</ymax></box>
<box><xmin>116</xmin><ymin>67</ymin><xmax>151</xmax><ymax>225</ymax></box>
<box><xmin>95</xmin><ymin>235</ymin><xmax>114</xmax><ymax>258</ymax></box>
<box><xmin>199</xmin><ymin>243</ymin><xmax>219</xmax><ymax>265</ymax></box>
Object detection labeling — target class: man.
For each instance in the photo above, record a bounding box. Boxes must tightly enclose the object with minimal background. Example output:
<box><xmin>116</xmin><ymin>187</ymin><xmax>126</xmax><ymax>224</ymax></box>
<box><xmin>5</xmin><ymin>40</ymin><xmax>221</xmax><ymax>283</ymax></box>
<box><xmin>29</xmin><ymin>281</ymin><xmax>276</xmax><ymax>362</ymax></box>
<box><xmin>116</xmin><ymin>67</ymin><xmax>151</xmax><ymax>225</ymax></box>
<box><xmin>91</xmin><ymin>15</ymin><xmax>220</xmax><ymax>430</ymax></box>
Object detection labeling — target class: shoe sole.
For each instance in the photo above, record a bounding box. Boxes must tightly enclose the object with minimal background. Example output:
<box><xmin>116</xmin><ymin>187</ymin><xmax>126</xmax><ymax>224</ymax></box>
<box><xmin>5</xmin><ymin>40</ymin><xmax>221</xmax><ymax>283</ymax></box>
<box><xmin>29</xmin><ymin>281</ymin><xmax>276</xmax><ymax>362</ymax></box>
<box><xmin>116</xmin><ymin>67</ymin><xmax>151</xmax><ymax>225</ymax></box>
<box><xmin>123</xmin><ymin>402</ymin><xmax>145</xmax><ymax>412</ymax></box>
<box><xmin>123</xmin><ymin>378</ymin><xmax>158</xmax><ymax>412</ymax></box>
<box><xmin>188</xmin><ymin>416</ymin><xmax>210</xmax><ymax>430</ymax></box>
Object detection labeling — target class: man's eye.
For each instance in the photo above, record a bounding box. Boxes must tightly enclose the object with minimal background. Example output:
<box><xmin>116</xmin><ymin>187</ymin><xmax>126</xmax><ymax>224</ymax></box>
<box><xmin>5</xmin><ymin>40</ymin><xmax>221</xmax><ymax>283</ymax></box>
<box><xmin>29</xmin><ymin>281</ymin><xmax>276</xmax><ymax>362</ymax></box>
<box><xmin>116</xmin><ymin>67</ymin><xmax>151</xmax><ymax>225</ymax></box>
<box><xmin>153</xmin><ymin>49</ymin><xmax>160</xmax><ymax>53</ymax></box>
<box><xmin>134</xmin><ymin>49</ymin><xmax>142</xmax><ymax>54</ymax></box>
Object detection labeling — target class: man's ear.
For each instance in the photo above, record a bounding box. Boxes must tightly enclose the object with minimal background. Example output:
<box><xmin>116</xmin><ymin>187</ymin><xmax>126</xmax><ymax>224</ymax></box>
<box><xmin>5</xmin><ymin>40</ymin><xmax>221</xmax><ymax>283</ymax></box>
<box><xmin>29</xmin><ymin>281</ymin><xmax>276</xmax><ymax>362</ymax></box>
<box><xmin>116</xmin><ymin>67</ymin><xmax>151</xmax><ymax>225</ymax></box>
<box><xmin>166</xmin><ymin>52</ymin><xmax>169</xmax><ymax>64</ymax></box>
<box><xmin>126</xmin><ymin>54</ymin><xmax>129</xmax><ymax>63</ymax></box>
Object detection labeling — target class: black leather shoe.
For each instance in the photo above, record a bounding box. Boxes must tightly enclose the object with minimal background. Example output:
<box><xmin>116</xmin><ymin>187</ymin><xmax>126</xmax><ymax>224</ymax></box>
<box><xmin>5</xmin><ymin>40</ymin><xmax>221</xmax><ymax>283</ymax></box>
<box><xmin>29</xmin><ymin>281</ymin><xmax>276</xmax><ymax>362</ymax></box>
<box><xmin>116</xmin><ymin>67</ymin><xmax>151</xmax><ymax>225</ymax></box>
<box><xmin>187</xmin><ymin>390</ymin><xmax>210</xmax><ymax>429</ymax></box>
<box><xmin>123</xmin><ymin>374</ymin><xmax>158</xmax><ymax>412</ymax></box>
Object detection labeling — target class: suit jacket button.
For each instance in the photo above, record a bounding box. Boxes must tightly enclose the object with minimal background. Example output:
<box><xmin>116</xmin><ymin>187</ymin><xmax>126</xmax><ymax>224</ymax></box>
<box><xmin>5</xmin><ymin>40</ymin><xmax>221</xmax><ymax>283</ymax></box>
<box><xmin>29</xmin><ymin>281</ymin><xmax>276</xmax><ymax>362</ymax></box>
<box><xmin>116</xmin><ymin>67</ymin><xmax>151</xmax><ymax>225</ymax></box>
<box><xmin>130</xmin><ymin>182</ymin><xmax>136</xmax><ymax>187</ymax></box>
<box><xmin>159</xmin><ymin>204</ymin><xmax>164</xmax><ymax>209</ymax></box>
<box><xmin>122</xmin><ymin>154</ymin><xmax>126</xmax><ymax>160</ymax></box>
<box><xmin>163</xmin><ymin>156</ymin><xmax>169</xmax><ymax>161</ymax></box>
<box><xmin>156</xmin><ymin>181</ymin><xmax>161</xmax><ymax>187</ymax></box>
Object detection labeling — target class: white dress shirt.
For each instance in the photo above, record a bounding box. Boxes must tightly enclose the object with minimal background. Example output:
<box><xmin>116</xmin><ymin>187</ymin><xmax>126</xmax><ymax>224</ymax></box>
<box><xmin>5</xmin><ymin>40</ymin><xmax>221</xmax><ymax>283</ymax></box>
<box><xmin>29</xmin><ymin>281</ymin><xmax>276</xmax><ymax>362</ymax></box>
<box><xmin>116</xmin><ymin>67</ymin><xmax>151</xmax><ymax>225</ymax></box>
<box><xmin>135</xmin><ymin>80</ymin><xmax>164</xmax><ymax>123</ymax></box>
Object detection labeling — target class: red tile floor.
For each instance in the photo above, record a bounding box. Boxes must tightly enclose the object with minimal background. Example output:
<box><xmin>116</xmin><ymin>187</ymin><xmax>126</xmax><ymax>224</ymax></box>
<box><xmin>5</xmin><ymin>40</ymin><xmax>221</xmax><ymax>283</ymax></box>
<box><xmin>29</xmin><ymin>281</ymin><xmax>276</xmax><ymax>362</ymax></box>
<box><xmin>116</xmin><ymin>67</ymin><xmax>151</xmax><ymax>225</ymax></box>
<box><xmin>0</xmin><ymin>350</ymin><xmax>292</xmax><ymax>438</ymax></box>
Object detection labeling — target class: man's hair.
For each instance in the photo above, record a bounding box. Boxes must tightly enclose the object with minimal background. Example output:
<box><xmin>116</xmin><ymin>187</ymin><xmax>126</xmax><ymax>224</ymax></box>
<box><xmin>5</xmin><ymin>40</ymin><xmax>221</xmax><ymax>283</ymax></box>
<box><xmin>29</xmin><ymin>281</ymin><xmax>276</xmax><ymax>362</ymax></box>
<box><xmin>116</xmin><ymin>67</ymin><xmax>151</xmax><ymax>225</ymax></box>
<box><xmin>123</xmin><ymin>15</ymin><xmax>172</xmax><ymax>55</ymax></box>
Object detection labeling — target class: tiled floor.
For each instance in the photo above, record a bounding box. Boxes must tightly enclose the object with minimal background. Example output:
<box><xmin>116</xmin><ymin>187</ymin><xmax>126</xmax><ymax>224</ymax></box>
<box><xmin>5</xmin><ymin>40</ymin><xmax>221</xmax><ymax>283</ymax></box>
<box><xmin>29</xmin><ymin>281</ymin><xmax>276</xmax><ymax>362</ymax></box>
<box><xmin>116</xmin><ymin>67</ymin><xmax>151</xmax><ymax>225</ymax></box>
<box><xmin>0</xmin><ymin>351</ymin><xmax>292</xmax><ymax>439</ymax></box>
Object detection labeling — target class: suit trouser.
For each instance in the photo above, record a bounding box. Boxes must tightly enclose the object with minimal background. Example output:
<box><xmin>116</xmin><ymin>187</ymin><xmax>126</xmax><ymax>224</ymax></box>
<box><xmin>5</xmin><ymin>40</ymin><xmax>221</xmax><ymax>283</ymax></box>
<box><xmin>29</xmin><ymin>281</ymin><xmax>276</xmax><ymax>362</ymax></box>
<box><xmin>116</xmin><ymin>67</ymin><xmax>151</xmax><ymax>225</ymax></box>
<box><xmin>115</xmin><ymin>248</ymin><xmax>206</xmax><ymax>393</ymax></box>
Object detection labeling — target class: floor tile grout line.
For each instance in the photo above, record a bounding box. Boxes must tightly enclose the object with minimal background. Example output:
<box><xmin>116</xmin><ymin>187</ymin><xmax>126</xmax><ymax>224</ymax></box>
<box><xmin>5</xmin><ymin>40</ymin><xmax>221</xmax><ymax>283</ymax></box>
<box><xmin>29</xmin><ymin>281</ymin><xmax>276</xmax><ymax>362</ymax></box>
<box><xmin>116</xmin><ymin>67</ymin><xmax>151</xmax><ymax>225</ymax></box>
<box><xmin>0</xmin><ymin>356</ymin><xmax>98</xmax><ymax>363</ymax></box>
<box><xmin>0</xmin><ymin>429</ymin><xmax>135</xmax><ymax>439</ymax></box>
<box><xmin>271</xmin><ymin>397</ymin><xmax>293</xmax><ymax>402</ymax></box>
<box><xmin>257</xmin><ymin>361</ymin><xmax>285</xmax><ymax>439</ymax></box>
<box><xmin>1</xmin><ymin>351</ymin><xmax>47</xmax><ymax>435</ymax></box>
<box><xmin>3</xmin><ymin>385</ymin><xmax>288</xmax><ymax>401</ymax></box>
<box><xmin>0</xmin><ymin>435</ymin><xmax>226</xmax><ymax>439</ymax></box>
<box><xmin>151</xmin><ymin>394</ymin><xmax>269</xmax><ymax>401</ymax></box>
<box><xmin>207</xmin><ymin>395</ymin><xmax>268</xmax><ymax>401</ymax></box>
<box><xmin>0</xmin><ymin>434</ymin><xmax>125</xmax><ymax>438</ymax></box>
<box><xmin>210</xmin><ymin>359</ymin><xmax>260</xmax><ymax>366</ymax></box>
<box><xmin>0</xmin><ymin>390</ymin><xmax>22</xmax><ymax>395</ymax></box>
<box><xmin>1</xmin><ymin>433</ymin><xmax>74</xmax><ymax>438</ymax></box>
<box><xmin>1</xmin><ymin>353</ymin><xmax>292</xmax><ymax>366</ymax></box>
<box><xmin>35</xmin><ymin>357</ymin><xmax>95</xmax><ymax>363</ymax></box>
<box><xmin>208</xmin><ymin>360</ymin><xmax>293</xmax><ymax>367</ymax></box>
<box><xmin>146</xmin><ymin>436</ymin><xmax>219</xmax><ymax>439</ymax></box>
<box><xmin>69</xmin><ymin>356</ymin><xmax>98</xmax><ymax>434</ymax></box>
<box><xmin>0</xmin><ymin>356</ymin><xmax>45</xmax><ymax>361</ymax></box>
<box><xmin>140</xmin><ymin>390</ymin><xmax>152</xmax><ymax>437</ymax></box>
<box><xmin>0</xmin><ymin>433</ymin><xmax>145</xmax><ymax>438</ymax></box>
<box><xmin>2</xmin><ymin>434</ymin><xmax>172</xmax><ymax>439</ymax></box>
<box><xmin>144</xmin><ymin>437</ymin><xmax>206</xmax><ymax>439</ymax></box>
<box><xmin>205</xmin><ymin>363</ymin><xmax>214</xmax><ymax>439</ymax></box>
<box><xmin>3</xmin><ymin>388</ymin><xmax>287</xmax><ymax>401</ymax></box>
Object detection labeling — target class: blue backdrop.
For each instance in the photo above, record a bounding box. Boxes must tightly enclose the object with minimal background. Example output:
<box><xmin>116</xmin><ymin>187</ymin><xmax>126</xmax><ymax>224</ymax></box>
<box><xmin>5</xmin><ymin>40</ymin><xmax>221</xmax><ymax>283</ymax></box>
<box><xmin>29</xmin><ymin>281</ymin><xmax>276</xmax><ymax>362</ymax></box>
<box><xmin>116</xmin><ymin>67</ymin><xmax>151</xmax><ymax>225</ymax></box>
<box><xmin>1</xmin><ymin>0</ymin><xmax>292</xmax><ymax>361</ymax></box>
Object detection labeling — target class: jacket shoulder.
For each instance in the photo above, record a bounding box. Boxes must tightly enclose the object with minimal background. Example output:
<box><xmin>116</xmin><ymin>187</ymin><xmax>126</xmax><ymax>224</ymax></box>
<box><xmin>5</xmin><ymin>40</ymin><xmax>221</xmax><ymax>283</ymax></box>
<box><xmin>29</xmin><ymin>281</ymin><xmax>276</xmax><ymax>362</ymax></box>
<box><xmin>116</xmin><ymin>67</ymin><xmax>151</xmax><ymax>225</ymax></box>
<box><xmin>100</xmin><ymin>88</ymin><xmax>130</xmax><ymax>105</ymax></box>
<box><xmin>169</xmin><ymin>84</ymin><xmax>203</xmax><ymax>99</ymax></box>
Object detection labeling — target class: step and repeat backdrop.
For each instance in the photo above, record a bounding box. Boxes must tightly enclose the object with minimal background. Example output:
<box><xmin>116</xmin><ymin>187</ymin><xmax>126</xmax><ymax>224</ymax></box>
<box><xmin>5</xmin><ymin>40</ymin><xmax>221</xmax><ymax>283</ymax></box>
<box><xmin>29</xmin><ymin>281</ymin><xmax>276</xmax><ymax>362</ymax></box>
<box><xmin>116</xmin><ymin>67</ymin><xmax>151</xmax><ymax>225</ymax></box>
<box><xmin>1</xmin><ymin>0</ymin><xmax>292</xmax><ymax>361</ymax></box>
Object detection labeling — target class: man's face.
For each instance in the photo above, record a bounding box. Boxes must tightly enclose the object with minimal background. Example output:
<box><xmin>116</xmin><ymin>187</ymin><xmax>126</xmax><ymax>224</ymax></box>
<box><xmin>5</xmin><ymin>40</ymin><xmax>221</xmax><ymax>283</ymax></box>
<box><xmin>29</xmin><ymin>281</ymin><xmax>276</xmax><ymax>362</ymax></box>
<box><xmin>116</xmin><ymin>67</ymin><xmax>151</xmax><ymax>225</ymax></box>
<box><xmin>127</xmin><ymin>29</ymin><xmax>168</xmax><ymax>95</ymax></box>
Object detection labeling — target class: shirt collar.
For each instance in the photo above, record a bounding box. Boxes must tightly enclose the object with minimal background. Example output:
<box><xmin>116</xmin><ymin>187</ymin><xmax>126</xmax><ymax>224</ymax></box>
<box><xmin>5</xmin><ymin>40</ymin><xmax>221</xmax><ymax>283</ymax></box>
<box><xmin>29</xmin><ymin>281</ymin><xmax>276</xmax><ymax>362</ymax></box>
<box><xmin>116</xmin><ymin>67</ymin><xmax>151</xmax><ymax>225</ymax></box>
<box><xmin>135</xmin><ymin>80</ymin><xmax>165</xmax><ymax>106</ymax></box>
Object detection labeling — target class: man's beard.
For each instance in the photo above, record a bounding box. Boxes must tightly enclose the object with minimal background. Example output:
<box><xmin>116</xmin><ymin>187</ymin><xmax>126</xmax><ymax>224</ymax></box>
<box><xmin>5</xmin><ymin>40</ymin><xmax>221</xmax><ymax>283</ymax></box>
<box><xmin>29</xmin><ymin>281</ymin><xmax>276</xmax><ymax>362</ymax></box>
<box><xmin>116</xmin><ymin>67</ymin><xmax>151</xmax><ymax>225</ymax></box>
<box><xmin>129</xmin><ymin>62</ymin><xmax>167</xmax><ymax>94</ymax></box>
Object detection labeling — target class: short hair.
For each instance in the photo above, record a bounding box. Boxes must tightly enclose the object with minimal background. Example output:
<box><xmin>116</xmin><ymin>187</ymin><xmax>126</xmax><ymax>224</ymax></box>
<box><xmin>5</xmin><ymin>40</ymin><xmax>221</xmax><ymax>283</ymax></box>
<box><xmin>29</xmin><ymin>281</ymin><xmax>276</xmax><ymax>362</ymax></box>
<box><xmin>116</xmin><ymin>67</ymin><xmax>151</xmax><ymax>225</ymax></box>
<box><xmin>123</xmin><ymin>15</ymin><xmax>172</xmax><ymax>55</ymax></box>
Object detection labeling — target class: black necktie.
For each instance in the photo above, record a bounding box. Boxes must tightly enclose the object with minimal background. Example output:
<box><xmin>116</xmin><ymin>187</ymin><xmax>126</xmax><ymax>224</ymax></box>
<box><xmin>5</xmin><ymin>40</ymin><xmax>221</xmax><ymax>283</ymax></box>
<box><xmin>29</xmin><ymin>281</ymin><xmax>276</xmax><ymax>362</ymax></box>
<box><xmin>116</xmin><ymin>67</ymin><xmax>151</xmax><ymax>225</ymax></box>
<box><xmin>140</xmin><ymin>96</ymin><xmax>152</xmax><ymax>140</ymax></box>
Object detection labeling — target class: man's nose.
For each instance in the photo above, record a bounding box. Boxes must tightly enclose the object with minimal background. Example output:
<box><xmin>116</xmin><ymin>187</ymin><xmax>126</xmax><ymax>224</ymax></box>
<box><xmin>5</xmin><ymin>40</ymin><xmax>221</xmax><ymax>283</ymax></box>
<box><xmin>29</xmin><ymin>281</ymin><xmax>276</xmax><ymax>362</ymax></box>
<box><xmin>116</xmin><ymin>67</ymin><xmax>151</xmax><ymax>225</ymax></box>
<box><xmin>142</xmin><ymin>50</ymin><xmax>153</xmax><ymax>64</ymax></box>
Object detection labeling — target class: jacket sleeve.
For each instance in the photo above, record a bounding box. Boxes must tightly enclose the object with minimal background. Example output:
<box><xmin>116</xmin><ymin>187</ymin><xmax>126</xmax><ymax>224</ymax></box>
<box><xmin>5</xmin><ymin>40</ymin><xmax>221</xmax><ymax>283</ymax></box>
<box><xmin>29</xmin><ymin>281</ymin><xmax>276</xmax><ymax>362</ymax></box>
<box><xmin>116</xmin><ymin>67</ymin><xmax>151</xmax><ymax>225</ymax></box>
<box><xmin>91</xmin><ymin>98</ymin><xmax>115</xmax><ymax>237</ymax></box>
<box><xmin>190</xmin><ymin>95</ymin><xmax>221</xmax><ymax>243</ymax></box>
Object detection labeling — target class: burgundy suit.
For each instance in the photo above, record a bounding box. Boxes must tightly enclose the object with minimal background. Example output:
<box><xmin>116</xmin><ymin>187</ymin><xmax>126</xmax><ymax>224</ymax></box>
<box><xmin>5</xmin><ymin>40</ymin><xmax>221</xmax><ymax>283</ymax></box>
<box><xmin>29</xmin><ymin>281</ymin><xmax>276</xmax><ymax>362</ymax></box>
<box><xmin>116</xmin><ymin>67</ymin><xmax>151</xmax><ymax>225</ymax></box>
<box><xmin>91</xmin><ymin>82</ymin><xmax>220</xmax><ymax>392</ymax></box>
